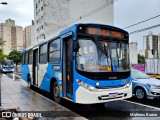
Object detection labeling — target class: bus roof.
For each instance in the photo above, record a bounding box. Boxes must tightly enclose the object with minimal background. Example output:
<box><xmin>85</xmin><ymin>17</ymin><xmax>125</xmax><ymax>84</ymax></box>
<box><xmin>60</xmin><ymin>23</ymin><xmax>128</xmax><ymax>36</ymax></box>
<box><xmin>22</xmin><ymin>23</ymin><xmax>128</xmax><ymax>52</ymax></box>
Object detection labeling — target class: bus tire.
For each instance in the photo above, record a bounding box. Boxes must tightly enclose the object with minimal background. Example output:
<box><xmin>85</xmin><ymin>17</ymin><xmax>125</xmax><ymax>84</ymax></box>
<box><xmin>53</xmin><ymin>81</ymin><xmax>61</xmax><ymax>103</ymax></box>
<box><xmin>27</xmin><ymin>75</ymin><xmax>31</xmax><ymax>88</ymax></box>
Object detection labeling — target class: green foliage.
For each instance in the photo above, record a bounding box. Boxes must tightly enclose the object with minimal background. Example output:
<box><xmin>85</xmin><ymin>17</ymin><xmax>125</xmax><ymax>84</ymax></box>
<box><xmin>138</xmin><ymin>54</ymin><xmax>145</xmax><ymax>64</ymax></box>
<box><xmin>0</xmin><ymin>38</ymin><xmax>5</xmax><ymax>46</ymax></box>
<box><xmin>7</xmin><ymin>50</ymin><xmax>21</xmax><ymax>65</ymax></box>
<box><xmin>0</xmin><ymin>48</ymin><xmax>7</xmax><ymax>63</ymax></box>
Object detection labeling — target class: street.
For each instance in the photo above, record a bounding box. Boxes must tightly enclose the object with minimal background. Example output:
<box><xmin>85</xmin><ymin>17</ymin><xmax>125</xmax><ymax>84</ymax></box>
<box><xmin>0</xmin><ymin>73</ymin><xmax>160</xmax><ymax>120</ymax></box>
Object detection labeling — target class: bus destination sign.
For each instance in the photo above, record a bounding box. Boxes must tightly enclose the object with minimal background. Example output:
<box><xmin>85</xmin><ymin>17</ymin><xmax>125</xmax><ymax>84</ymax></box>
<box><xmin>86</xmin><ymin>27</ymin><xmax>125</xmax><ymax>39</ymax></box>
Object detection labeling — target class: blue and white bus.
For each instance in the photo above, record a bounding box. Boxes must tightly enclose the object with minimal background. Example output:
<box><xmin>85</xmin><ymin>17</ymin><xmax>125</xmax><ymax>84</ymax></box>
<box><xmin>21</xmin><ymin>23</ymin><xmax>132</xmax><ymax>104</ymax></box>
<box><xmin>1</xmin><ymin>60</ymin><xmax>14</xmax><ymax>73</ymax></box>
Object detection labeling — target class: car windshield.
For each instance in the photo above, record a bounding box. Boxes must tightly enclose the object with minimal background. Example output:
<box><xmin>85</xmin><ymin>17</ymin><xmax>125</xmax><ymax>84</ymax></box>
<box><xmin>132</xmin><ymin>69</ymin><xmax>150</xmax><ymax>79</ymax></box>
<box><xmin>76</xmin><ymin>38</ymin><xmax>130</xmax><ymax>72</ymax></box>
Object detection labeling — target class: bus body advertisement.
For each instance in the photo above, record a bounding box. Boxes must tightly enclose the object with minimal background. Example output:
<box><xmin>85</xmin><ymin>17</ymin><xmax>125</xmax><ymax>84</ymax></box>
<box><xmin>21</xmin><ymin>23</ymin><xmax>132</xmax><ymax>104</ymax></box>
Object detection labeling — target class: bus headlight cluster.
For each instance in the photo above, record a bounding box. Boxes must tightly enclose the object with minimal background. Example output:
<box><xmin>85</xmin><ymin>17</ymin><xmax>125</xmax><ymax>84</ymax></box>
<box><xmin>125</xmin><ymin>80</ymin><xmax>132</xmax><ymax>88</ymax></box>
<box><xmin>77</xmin><ymin>79</ymin><xmax>97</xmax><ymax>92</ymax></box>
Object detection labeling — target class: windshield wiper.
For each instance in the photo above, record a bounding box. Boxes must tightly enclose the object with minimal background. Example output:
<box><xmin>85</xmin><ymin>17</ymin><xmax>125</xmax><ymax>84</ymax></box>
<box><xmin>116</xmin><ymin>42</ymin><xmax>122</xmax><ymax>68</ymax></box>
<box><xmin>93</xmin><ymin>37</ymin><xmax>110</xmax><ymax>63</ymax></box>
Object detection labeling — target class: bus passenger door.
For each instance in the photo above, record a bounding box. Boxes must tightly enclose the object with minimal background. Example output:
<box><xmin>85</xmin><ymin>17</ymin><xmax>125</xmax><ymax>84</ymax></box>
<box><xmin>33</xmin><ymin>48</ymin><xmax>38</xmax><ymax>86</ymax></box>
<box><xmin>63</xmin><ymin>38</ymin><xmax>73</xmax><ymax>99</ymax></box>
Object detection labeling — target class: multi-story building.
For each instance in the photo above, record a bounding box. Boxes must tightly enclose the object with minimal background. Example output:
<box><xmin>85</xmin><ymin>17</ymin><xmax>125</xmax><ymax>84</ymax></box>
<box><xmin>33</xmin><ymin>0</ymin><xmax>114</xmax><ymax>44</ymax></box>
<box><xmin>129</xmin><ymin>42</ymin><xmax>138</xmax><ymax>64</ymax></box>
<box><xmin>0</xmin><ymin>19</ymin><xmax>24</xmax><ymax>54</ymax></box>
<box><xmin>143</xmin><ymin>32</ymin><xmax>160</xmax><ymax>59</ymax></box>
<box><xmin>23</xmin><ymin>24</ymin><xmax>34</xmax><ymax>48</ymax></box>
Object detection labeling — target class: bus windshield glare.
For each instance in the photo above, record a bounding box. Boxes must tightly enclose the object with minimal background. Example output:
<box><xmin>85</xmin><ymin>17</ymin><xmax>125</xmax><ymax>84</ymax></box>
<box><xmin>76</xmin><ymin>38</ymin><xmax>130</xmax><ymax>72</ymax></box>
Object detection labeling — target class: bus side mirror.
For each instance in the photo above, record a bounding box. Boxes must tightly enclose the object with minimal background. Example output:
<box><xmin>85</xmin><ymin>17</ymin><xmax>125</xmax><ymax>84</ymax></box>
<box><xmin>73</xmin><ymin>41</ymin><xmax>79</xmax><ymax>52</ymax></box>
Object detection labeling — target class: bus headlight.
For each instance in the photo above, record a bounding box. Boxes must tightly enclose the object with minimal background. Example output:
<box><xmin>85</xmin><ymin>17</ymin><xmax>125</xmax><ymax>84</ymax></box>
<box><xmin>125</xmin><ymin>81</ymin><xmax>132</xmax><ymax>88</ymax></box>
<box><xmin>96</xmin><ymin>82</ymin><xmax>100</xmax><ymax>87</ymax></box>
<box><xmin>77</xmin><ymin>79</ymin><xmax>97</xmax><ymax>92</ymax></box>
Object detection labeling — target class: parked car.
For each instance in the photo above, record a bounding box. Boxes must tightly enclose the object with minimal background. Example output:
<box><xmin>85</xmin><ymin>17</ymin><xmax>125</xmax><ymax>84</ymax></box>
<box><xmin>132</xmin><ymin>69</ymin><xmax>160</xmax><ymax>100</ymax></box>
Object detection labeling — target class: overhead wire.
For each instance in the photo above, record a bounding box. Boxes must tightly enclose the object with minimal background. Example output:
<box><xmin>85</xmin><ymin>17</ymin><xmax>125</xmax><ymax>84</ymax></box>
<box><xmin>129</xmin><ymin>24</ymin><xmax>160</xmax><ymax>35</ymax></box>
<box><xmin>123</xmin><ymin>14</ymin><xmax>160</xmax><ymax>29</ymax></box>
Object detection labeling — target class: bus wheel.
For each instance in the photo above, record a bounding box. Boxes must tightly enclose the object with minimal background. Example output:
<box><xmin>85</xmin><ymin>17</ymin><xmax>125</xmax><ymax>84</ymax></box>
<box><xmin>27</xmin><ymin>76</ymin><xmax>31</xmax><ymax>88</ymax></box>
<box><xmin>53</xmin><ymin>82</ymin><xmax>61</xmax><ymax>103</ymax></box>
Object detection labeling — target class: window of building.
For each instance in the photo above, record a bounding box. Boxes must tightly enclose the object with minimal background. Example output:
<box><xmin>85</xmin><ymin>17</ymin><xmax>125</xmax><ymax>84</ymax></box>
<box><xmin>36</xmin><ymin>4</ymin><xmax>38</xmax><ymax>11</ymax></box>
<box><xmin>41</xmin><ymin>16</ymin><xmax>43</xmax><ymax>20</ymax></box>
<box><xmin>41</xmin><ymin>6</ymin><xmax>43</xmax><ymax>11</ymax></box>
<box><xmin>48</xmin><ymin>39</ymin><xmax>60</xmax><ymax>63</ymax></box>
<box><xmin>39</xmin><ymin>43</ymin><xmax>47</xmax><ymax>63</ymax></box>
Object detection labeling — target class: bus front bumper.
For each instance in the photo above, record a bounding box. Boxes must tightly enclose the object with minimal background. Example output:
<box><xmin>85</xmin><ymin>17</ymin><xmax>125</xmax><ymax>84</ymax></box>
<box><xmin>75</xmin><ymin>83</ymin><xmax>132</xmax><ymax>104</ymax></box>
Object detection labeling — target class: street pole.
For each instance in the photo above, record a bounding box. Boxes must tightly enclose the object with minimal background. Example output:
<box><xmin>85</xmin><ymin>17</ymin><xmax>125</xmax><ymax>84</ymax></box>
<box><xmin>0</xmin><ymin>1</ymin><xmax>8</xmax><ymax>108</ymax></box>
<box><xmin>0</xmin><ymin>2</ymin><xmax>7</xmax><ymax>5</ymax></box>
<box><xmin>0</xmin><ymin>73</ymin><xmax>1</xmax><ymax>107</ymax></box>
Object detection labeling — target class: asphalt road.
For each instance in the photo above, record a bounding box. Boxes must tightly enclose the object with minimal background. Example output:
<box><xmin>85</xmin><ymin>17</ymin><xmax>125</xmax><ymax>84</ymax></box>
<box><xmin>2</xmin><ymin>73</ymin><xmax>160</xmax><ymax>120</ymax></box>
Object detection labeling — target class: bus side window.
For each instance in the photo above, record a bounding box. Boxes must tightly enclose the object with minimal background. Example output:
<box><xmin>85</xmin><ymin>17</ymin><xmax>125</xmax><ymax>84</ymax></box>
<box><xmin>21</xmin><ymin>53</ymin><xmax>24</xmax><ymax>64</ymax></box>
<box><xmin>39</xmin><ymin>43</ymin><xmax>47</xmax><ymax>63</ymax></box>
<box><xmin>29</xmin><ymin>49</ymin><xmax>33</xmax><ymax>64</ymax></box>
<box><xmin>25</xmin><ymin>52</ymin><xmax>29</xmax><ymax>64</ymax></box>
<box><xmin>48</xmin><ymin>39</ymin><xmax>60</xmax><ymax>63</ymax></box>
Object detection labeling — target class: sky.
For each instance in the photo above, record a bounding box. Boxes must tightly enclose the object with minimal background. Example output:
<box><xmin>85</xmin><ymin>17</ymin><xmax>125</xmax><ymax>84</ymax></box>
<box><xmin>0</xmin><ymin>0</ymin><xmax>160</xmax><ymax>51</ymax></box>
<box><xmin>114</xmin><ymin>0</ymin><xmax>160</xmax><ymax>51</ymax></box>
<box><xmin>0</xmin><ymin>0</ymin><xmax>34</xmax><ymax>27</ymax></box>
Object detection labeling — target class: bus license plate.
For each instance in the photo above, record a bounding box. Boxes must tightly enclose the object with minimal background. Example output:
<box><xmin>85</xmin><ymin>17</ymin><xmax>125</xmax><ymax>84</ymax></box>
<box><xmin>109</xmin><ymin>92</ymin><xmax>118</xmax><ymax>98</ymax></box>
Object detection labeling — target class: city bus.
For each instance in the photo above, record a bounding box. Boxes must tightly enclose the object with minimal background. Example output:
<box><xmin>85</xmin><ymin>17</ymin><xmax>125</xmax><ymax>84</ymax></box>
<box><xmin>1</xmin><ymin>60</ymin><xmax>14</xmax><ymax>73</ymax></box>
<box><xmin>21</xmin><ymin>23</ymin><xmax>132</xmax><ymax>104</ymax></box>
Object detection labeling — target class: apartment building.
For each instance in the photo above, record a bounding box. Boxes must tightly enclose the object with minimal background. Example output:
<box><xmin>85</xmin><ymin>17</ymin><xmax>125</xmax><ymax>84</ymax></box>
<box><xmin>23</xmin><ymin>24</ymin><xmax>34</xmax><ymax>48</ymax></box>
<box><xmin>0</xmin><ymin>19</ymin><xmax>24</xmax><ymax>54</ymax></box>
<box><xmin>33</xmin><ymin>0</ymin><xmax>114</xmax><ymax>44</ymax></box>
<box><xmin>143</xmin><ymin>32</ymin><xmax>160</xmax><ymax>58</ymax></box>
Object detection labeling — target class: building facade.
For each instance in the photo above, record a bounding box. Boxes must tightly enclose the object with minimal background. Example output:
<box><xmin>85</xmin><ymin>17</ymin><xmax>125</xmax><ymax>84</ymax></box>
<box><xmin>23</xmin><ymin>25</ymin><xmax>34</xmax><ymax>48</ymax></box>
<box><xmin>143</xmin><ymin>32</ymin><xmax>160</xmax><ymax>59</ymax></box>
<box><xmin>0</xmin><ymin>19</ymin><xmax>24</xmax><ymax>54</ymax></box>
<box><xmin>33</xmin><ymin>0</ymin><xmax>114</xmax><ymax>44</ymax></box>
<box><xmin>129</xmin><ymin>42</ymin><xmax>138</xmax><ymax>64</ymax></box>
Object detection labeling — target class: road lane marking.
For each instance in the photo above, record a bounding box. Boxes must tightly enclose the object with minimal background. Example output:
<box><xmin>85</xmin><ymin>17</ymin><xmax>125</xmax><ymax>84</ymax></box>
<box><xmin>122</xmin><ymin>100</ymin><xmax>160</xmax><ymax>110</ymax></box>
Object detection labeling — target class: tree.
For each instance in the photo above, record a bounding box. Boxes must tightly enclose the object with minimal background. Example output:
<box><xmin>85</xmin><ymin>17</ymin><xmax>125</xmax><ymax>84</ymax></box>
<box><xmin>0</xmin><ymin>38</ymin><xmax>5</xmax><ymax>46</ymax></box>
<box><xmin>138</xmin><ymin>54</ymin><xmax>145</xmax><ymax>64</ymax></box>
<box><xmin>0</xmin><ymin>48</ymin><xmax>7</xmax><ymax>63</ymax></box>
<box><xmin>7</xmin><ymin>50</ymin><xmax>21</xmax><ymax>65</ymax></box>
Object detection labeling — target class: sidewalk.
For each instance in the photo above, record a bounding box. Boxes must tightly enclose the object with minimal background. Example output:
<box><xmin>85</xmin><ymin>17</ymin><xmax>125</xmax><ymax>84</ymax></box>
<box><xmin>0</xmin><ymin>74</ymin><xmax>86</xmax><ymax>119</ymax></box>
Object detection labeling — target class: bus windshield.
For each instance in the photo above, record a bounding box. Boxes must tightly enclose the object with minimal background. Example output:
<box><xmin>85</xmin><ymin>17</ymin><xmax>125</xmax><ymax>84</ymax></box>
<box><xmin>3</xmin><ymin>60</ymin><xmax>14</xmax><ymax>67</ymax></box>
<box><xmin>76</xmin><ymin>38</ymin><xmax>130</xmax><ymax>72</ymax></box>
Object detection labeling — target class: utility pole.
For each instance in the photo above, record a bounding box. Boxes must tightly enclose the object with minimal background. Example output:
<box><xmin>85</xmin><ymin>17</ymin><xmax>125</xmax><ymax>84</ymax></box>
<box><xmin>0</xmin><ymin>1</ymin><xmax>8</xmax><ymax>108</ymax></box>
<box><xmin>0</xmin><ymin>2</ymin><xmax>7</xmax><ymax>5</ymax></box>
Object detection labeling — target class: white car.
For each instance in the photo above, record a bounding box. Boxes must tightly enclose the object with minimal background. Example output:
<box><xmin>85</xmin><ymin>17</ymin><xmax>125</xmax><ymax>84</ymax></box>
<box><xmin>132</xmin><ymin>69</ymin><xmax>160</xmax><ymax>100</ymax></box>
